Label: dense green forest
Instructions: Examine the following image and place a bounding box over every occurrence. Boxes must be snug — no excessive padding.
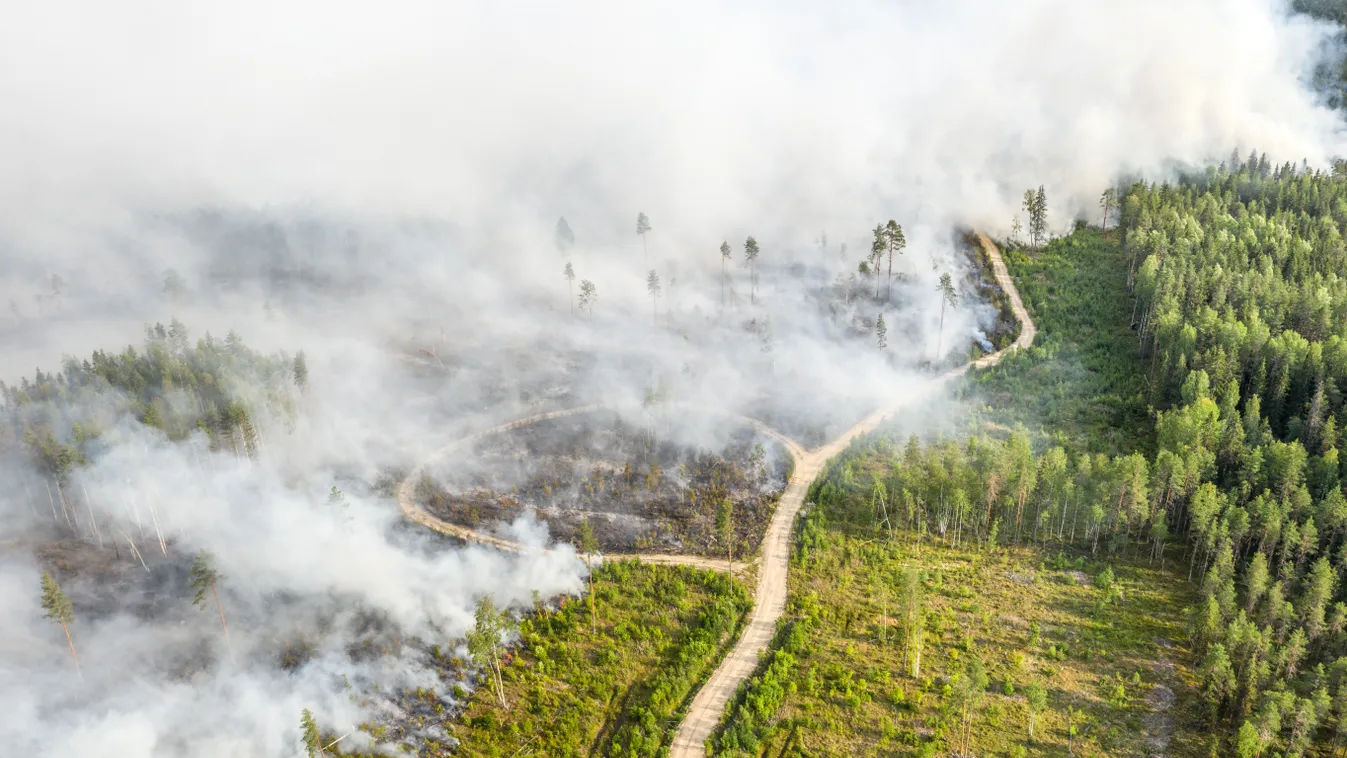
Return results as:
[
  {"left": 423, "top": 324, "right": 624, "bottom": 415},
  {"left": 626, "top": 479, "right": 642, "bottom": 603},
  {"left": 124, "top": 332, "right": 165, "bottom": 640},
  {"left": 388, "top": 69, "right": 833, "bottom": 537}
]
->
[
  {"left": 709, "top": 155, "right": 1347, "bottom": 756},
  {"left": 0, "top": 319, "right": 301, "bottom": 479}
]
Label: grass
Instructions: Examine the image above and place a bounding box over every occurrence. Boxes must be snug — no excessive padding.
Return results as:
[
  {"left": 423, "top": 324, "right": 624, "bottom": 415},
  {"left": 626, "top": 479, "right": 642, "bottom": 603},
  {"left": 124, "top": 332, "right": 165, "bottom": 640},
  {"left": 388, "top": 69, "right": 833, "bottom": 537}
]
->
[
  {"left": 965, "top": 228, "right": 1152, "bottom": 456},
  {"left": 448, "top": 560, "right": 750, "bottom": 758},
  {"left": 712, "top": 515, "right": 1202, "bottom": 757}
]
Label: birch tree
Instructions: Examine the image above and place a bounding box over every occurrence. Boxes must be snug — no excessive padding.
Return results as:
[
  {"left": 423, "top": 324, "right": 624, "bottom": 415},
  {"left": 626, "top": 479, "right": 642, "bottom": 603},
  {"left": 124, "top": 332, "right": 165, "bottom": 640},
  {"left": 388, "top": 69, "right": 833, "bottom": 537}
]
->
[{"left": 467, "top": 596, "right": 511, "bottom": 709}]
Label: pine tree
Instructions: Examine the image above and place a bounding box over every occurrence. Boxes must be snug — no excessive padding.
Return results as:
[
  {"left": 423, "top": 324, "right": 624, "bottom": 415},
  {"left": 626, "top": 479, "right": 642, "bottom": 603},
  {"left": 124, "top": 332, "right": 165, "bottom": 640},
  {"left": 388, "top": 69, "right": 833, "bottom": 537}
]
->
[
  {"left": 1035, "top": 185, "right": 1048, "bottom": 244},
  {"left": 636, "top": 212, "right": 652, "bottom": 266},
  {"left": 40, "top": 572, "right": 81, "bottom": 680},
  {"left": 870, "top": 224, "right": 886, "bottom": 298},
  {"left": 884, "top": 220, "right": 905, "bottom": 301},
  {"left": 1023, "top": 190, "right": 1038, "bottom": 248},
  {"left": 300, "top": 708, "right": 324, "bottom": 758},
  {"left": 876, "top": 313, "right": 888, "bottom": 349},
  {"left": 563, "top": 262, "right": 575, "bottom": 315},
  {"left": 935, "top": 272, "right": 957, "bottom": 362},
  {"left": 555, "top": 216, "right": 575, "bottom": 254},
  {"left": 1100, "top": 187, "right": 1117, "bottom": 231},
  {"left": 646, "top": 270, "right": 661, "bottom": 323},
  {"left": 743, "top": 237, "right": 760, "bottom": 305},
  {"left": 720, "top": 241, "right": 731, "bottom": 307},
  {"left": 190, "top": 550, "right": 234, "bottom": 660}
]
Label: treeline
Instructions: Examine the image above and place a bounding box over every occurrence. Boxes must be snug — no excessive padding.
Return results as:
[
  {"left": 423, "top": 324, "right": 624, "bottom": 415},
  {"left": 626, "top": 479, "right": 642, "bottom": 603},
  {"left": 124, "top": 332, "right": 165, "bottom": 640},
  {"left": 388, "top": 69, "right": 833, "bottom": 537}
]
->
[
  {"left": 1, "top": 318, "right": 305, "bottom": 479},
  {"left": 1109, "top": 155, "right": 1347, "bottom": 753}
]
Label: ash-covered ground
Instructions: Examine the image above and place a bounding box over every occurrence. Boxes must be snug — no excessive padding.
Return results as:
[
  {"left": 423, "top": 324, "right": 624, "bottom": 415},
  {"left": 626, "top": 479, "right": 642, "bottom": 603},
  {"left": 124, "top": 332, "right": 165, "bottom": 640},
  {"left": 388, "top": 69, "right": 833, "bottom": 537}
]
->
[{"left": 419, "top": 410, "right": 790, "bottom": 556}]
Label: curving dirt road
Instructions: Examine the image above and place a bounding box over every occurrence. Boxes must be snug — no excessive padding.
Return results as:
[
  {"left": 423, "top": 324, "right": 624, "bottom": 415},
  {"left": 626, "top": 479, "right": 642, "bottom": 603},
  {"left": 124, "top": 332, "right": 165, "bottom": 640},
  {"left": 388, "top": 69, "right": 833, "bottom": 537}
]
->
[
  {"left": 396, "top": 234, "right": 1033, "bottom": 756},
  {"left": 394, "top": 403, "right": 790, "bottom": 571},
  {"left": 665, "top": 233, "right": 1034, "bottom": 757}
]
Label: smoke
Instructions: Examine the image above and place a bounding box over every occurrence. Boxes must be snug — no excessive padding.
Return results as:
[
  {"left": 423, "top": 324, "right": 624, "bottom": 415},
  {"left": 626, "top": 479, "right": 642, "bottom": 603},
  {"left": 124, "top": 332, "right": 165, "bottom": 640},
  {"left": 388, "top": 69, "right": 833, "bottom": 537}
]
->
[{"left": 1, "top": 0, "right": 1345, "bottom": 755}]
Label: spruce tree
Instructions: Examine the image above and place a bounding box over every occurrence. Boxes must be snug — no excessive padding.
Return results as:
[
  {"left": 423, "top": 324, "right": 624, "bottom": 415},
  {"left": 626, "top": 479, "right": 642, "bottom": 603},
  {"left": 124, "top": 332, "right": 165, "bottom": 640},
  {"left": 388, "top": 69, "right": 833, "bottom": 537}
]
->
[
  {"left": 636, "top": 212, "right": 652, "bottom": 266},
  {"left": 743, "top": 237, "right": 760, "bottom": 305},
  {"left": 876, "top": 313, "right": 888, "bottom": 349},
  {"left": 646, "top": 270, "right": 661, "bottom": 323},
  {"left": 555, "top": 216, "right": 575, "bottom": 253}
]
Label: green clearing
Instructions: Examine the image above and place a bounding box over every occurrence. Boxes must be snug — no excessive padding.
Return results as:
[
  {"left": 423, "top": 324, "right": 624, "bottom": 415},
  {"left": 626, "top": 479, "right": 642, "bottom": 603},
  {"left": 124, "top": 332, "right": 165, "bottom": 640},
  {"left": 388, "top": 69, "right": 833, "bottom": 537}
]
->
[
  {"left": 442, "top": 560, "right": 750, "bottom": 758},
  {"left": 966, "top": 229, "right": 1152, "bottom": 457},
  {"left": 709, "top": 472, "right": 1200, "bottom": 757}
]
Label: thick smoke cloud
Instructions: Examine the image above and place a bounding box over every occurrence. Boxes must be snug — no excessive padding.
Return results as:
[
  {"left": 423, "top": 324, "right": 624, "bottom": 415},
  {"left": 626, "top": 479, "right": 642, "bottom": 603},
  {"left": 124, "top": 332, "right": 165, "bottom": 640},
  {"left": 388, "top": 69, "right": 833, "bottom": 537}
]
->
[{"left": 1, "top": 1, "right": 1345, "bottom": 756}]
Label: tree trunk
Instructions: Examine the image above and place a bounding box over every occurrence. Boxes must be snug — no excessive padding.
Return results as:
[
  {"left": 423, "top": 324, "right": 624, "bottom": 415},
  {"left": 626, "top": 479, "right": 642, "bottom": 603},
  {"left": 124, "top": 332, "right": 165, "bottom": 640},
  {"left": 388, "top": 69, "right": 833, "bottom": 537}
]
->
[
  {"left": 936, "top": 301, "right": 946, "bottom": 364},
  {"left": 62, "top": 622, "right": 83, "bottom": 682},
  {"left": 212, "top": 583, "right": 235, "bottom": 661}
]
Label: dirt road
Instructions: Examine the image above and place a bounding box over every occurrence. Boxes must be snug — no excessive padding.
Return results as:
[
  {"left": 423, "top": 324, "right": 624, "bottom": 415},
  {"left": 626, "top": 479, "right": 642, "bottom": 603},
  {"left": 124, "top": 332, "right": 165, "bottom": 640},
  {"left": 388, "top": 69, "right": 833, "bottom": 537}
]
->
[
  {"left": 666, "top": 233, "right": 1034, "bottom": 757},
  {"left": 395, "top": 234, "right": 1033, "bottom": 756}
]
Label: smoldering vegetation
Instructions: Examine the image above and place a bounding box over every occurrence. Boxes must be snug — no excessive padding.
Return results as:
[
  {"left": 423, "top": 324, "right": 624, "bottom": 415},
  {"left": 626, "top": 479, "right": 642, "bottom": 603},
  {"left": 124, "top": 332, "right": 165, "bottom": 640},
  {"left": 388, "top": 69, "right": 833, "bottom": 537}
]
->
[
  {"left": 419, "top": 409, "right": 791, "bottom": 555},
  {"left": 1, "top": 1, "right": 1346, "bottom": 756}
]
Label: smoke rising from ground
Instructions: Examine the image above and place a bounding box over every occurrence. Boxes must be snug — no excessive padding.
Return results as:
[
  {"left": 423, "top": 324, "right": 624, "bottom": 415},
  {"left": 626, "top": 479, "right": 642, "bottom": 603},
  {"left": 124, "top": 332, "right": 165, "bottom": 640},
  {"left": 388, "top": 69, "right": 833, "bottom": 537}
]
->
[{"left": 1, "top": 0, "right": 1345, "bottom": 756}]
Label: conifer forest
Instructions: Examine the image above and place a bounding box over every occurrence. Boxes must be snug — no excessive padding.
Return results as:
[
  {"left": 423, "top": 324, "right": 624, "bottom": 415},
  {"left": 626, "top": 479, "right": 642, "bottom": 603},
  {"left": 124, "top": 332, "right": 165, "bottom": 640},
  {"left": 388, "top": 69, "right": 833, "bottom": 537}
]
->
[{"left": 11, "top": 2, "right": 1347, "bottom": 758}]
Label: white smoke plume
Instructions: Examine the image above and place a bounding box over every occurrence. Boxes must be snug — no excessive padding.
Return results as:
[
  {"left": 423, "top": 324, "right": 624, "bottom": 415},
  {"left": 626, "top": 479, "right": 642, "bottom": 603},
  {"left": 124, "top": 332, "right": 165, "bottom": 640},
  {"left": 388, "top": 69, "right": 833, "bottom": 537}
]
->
[{"left": 1, "top": 0, "right": 1345, "bottom": 756}]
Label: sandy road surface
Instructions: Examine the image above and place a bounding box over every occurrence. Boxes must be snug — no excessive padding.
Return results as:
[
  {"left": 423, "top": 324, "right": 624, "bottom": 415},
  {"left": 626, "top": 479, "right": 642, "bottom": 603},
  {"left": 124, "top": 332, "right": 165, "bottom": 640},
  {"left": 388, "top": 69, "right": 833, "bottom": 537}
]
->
[
  {"left": 666, "top": 233, "right": 1034, "bottom": 757},
  {"left": 395, "top": 234, "right": 1033, "bottom": 755}
]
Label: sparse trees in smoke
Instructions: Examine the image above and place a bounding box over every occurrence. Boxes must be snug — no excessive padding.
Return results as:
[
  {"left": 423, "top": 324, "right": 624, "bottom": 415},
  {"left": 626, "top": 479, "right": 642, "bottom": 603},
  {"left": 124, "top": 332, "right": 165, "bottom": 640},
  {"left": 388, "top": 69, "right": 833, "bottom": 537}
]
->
[
  {"left": 467, "top": 596, "right": 512, "bottom": 709},
  {"left": 935, "top": 272, "right": 957, "bottom": 362},
  {"left": 876, "top": 313, "right": 887, "bottom": 349},
  {"left": 576, "top": 518, "right": 599, "bottom": 634},
  {"left": 163, "top": 268, "right": 186, "bottom": 300},
  {"left": 884, "top": 220, "right": 905, "bottom": 301},
  {"left": 716, "top": 498, "right": 734, "bottom": 586},
  {"left": 300, "top": 708, "right": 325, "bottom": 758},
  {"left": 292, "top": 351, "right": 308, "bottom": 393},
  {"left": 1023, "top": 186, "right": 1048, "bottom": 248},
  {"left": 1010, "top": 217, "right": 1023, "bottom": 248},
  {"left": 636, "top": 212, "right": 652, "bottom": 267},
  {"left": 646, "top": 269, "right": 661, "bottom": 323},
  {"left": 555, "top": 216, "right": 575, "bottom": 254},
  {"left": 720, "top": 241, "right": 731, "bottom": 308},
  {"left": 189, "top": 549, "right": 234, "bottom": 661},
  {"left": 563, "top": 262, "right": 575, "bottom": 315},
  {"left": 577, "top": 279, "right": 597, "bottom": 317},
  {"left": 1099, "top": 187, "right": 1117, "bottom": 231},
  {"left": 40, "top": 572, "right": 81, "bottom": 680},
  {"left": 743, "top": 236, "right": 760, "bottom": 305}
]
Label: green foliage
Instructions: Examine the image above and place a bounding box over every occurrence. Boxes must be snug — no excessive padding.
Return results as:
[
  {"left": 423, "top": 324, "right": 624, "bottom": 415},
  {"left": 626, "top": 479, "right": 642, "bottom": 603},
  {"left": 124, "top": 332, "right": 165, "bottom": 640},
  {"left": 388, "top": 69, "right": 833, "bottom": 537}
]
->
[
  {"left": 454, "top": 562, "right": 751, "bottom": 758},
  {"left": 188, "top": 550, "right": 221, "bottom": 609},
  {"left": 1, "top": 321, "right": 295, "bottom": 477},
  {"left": 40, "top": 572, "right": 74, "bottom": 626},
  {"left": 971, "top": 228, "right": 1152, "bottom": 455}
]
